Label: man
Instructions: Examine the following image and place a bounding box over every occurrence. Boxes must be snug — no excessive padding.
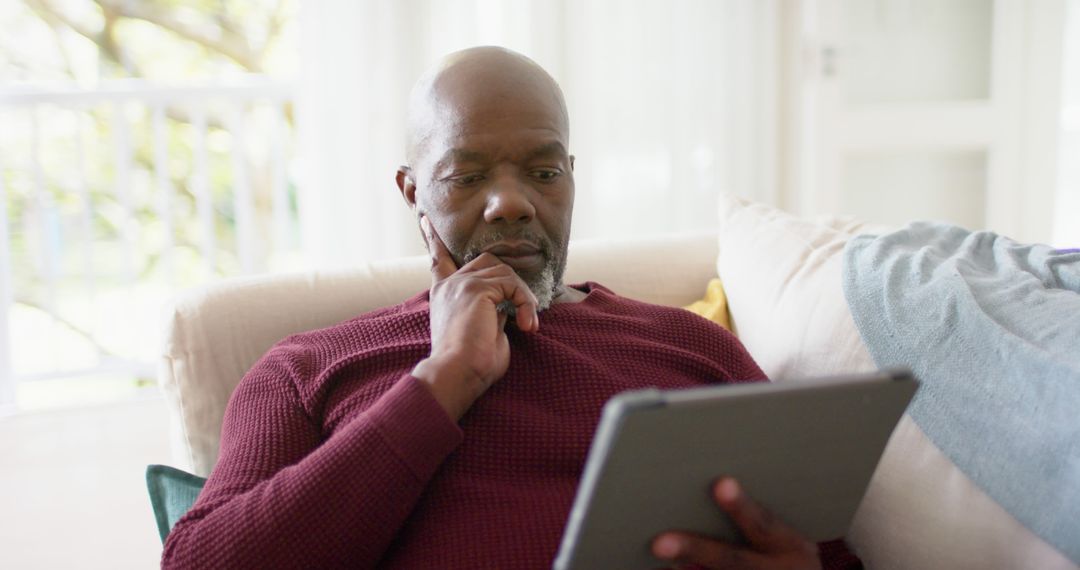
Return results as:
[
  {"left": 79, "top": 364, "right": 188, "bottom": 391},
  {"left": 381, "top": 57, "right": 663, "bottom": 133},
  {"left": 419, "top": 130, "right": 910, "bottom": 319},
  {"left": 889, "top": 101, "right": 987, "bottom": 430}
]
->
[{"left": 162, "top": 47, "right": 859, "bottom": 569}]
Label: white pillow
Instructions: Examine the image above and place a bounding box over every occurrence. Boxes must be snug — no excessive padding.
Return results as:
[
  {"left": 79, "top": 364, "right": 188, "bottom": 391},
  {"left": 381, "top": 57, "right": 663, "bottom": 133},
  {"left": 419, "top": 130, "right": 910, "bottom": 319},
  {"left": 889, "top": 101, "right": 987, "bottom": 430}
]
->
[{"left": 715, "top": 194, "right": 1077, "bottom": 570}]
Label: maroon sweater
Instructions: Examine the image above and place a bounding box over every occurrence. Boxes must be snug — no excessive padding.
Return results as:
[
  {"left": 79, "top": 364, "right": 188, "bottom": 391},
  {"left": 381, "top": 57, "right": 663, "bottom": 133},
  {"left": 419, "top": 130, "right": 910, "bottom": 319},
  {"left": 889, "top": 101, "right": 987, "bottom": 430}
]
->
[{"left": 162, "top": 283, "right": 860, "bottom": 569}]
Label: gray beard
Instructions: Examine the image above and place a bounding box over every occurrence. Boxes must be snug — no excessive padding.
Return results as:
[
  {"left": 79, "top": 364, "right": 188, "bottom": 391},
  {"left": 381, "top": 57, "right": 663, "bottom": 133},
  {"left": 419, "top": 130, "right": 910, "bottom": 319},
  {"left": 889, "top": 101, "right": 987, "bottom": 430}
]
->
[{"left": 459, "top": 229, "right": 563, "bottom": 320}]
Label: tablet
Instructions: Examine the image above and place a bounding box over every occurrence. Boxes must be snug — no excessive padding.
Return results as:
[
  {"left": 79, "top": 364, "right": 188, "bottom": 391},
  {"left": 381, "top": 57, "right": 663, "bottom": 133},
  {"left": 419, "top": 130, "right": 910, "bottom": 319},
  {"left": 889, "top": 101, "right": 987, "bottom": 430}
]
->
[{"left": 553, "top": 369, "right": 918, "bottom": 570}]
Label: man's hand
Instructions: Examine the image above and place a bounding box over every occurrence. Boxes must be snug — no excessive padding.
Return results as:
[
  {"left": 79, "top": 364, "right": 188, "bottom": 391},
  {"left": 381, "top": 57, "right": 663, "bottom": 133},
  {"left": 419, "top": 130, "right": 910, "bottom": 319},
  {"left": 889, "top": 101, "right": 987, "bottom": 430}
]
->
[
  {"left": 651, "top": 478, "right": 821, "bottom": 570},
  {"left": 411, "top": 216, "right": 540, "bottom": 420}
]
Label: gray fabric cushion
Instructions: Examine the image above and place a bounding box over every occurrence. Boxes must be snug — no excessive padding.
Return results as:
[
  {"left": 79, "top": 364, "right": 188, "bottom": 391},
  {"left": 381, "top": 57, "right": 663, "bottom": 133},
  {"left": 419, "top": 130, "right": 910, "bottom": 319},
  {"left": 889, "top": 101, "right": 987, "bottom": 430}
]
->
[{"left": 843, "top": 222, "right": 1080, "bottom": 563}]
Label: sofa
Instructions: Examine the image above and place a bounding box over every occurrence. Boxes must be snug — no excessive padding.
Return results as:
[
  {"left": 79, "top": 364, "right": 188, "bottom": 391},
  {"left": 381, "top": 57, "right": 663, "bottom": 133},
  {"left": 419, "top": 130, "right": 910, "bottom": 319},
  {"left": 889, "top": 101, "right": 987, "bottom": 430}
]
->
[{"left": 157, "top": 195, "right": 1078, "bottom": 569}]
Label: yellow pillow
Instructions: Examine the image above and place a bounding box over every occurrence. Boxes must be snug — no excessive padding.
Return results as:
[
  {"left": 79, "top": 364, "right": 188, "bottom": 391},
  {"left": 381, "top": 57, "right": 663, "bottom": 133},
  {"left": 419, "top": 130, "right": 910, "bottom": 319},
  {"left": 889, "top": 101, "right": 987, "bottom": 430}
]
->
[{"left": 682, "top": 278, "right": 732, "bottom": 332}]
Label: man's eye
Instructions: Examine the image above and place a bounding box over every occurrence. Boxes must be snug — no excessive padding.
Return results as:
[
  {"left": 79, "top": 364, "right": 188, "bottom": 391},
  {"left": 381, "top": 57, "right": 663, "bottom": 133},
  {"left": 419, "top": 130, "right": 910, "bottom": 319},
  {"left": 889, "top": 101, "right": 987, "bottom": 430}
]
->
[
  {"left": 532, "top": 169, "right": 560, "bottom": 182},
  {"left": 453, "top": 174, "right": 483, "bottom": 186}
]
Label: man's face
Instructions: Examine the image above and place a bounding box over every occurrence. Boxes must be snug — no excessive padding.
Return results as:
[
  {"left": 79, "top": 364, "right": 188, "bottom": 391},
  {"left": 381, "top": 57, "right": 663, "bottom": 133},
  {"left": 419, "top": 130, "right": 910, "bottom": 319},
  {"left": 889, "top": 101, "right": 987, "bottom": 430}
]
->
[{"left": 400, "top": 87, "right": 575, "bottom": 309}]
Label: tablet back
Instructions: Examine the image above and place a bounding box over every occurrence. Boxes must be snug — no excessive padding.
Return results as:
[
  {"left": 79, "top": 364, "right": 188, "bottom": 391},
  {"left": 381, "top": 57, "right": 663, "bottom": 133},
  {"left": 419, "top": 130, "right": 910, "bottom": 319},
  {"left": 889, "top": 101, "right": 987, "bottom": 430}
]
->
[{"left": 553, "top": 370, "right": 917, "bottom": 570}]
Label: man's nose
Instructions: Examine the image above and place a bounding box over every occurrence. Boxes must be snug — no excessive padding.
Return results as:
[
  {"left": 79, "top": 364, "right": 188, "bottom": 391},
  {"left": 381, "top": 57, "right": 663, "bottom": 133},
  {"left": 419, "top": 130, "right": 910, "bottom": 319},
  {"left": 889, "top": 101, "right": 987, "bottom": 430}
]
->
[{"left": 483, "top": 179, "right": 535, "bottom": 225}]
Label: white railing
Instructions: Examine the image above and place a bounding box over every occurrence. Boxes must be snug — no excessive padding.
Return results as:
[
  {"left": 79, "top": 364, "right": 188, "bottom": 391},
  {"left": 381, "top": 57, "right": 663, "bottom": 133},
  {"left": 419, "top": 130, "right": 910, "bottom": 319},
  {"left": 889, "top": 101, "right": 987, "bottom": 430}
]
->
[{"left": 0, "top": 78, "right": 298, "bottom": 411}]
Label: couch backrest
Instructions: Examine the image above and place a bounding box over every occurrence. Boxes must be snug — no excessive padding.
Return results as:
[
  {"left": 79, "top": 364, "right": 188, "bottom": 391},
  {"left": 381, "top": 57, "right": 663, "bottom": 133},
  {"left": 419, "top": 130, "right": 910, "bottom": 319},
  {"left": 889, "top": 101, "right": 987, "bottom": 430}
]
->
[{"left": 159, "top": 231, "right": 719, "bottom": 475}]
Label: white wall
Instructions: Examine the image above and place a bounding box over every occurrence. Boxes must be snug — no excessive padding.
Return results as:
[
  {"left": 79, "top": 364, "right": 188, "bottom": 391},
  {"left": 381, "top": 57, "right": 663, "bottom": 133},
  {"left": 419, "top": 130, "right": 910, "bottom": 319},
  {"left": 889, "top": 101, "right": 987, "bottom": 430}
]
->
[
  {"left": 788, "top": 0, "right": 1069, "bottom": 245},
  {"left": 297, "top": 0, "right": 777, "bottom": 268},
  {"left": 298, "top": 0, "right": 1075, "bottom": 270},
  {"left": 1056, "top": 0, "right": 1080, "bottom": 247}
]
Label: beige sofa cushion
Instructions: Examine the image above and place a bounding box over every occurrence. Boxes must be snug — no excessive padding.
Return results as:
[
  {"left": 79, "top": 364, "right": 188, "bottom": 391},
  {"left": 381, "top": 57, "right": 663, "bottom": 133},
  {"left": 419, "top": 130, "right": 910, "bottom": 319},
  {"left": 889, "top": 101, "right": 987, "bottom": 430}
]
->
[
  {"left": 715, "top": 193, "right": 1077, "bottom": 570},
  {"left": 158, "top": 231, "right": 719, "bottom": 476}
]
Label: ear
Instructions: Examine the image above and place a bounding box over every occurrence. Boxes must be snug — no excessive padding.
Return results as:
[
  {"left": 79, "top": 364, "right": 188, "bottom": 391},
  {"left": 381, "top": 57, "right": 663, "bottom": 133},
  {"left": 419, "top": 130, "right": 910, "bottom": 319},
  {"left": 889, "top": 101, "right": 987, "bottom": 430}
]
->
[
  {"left": 396, "top": 166, "right": 418, "bottom": 209},
  {"left": 569, "top": 155, "right": 576, "bottom": 171}
]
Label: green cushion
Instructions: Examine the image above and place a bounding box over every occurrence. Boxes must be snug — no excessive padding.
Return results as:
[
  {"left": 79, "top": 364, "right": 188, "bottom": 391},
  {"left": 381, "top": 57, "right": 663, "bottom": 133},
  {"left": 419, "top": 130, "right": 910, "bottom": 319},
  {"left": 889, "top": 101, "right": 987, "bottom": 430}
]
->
[{"left": 146, "top": 464, "right": 207, "bottom": 543}]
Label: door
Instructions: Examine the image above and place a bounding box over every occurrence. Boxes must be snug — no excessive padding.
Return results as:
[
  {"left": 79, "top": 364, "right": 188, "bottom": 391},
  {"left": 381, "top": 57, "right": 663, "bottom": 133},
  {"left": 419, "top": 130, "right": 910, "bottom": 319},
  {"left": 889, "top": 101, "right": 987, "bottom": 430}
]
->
[{"left": 785, "top": 0, "right": 1065, "bottom": 244}]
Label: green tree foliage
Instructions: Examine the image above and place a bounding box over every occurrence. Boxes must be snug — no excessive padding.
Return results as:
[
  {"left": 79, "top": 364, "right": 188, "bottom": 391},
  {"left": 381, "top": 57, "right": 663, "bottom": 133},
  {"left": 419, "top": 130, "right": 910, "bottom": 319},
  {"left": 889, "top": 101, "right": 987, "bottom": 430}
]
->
[
  {"left": 8, "top": 0, "right": 296, "bottom": 81},
  {"left": 1, "top": 0, "right": 297, "bottom": 379}
]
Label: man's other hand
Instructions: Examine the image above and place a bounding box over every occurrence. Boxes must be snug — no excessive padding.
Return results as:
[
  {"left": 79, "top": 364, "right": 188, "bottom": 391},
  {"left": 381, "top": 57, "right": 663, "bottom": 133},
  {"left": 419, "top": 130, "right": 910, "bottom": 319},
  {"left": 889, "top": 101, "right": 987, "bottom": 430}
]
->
[
  {"left": 651, "top": 478, "right": 821, "bottom": 570},
  {"left": 411, "top": 215, "right": 539, "bottom": 421}
]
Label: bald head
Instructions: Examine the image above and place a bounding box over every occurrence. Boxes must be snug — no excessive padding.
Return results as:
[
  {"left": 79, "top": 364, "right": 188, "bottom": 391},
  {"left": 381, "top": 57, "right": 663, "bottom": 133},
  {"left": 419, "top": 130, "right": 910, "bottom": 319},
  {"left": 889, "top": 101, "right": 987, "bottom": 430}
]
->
[
  {"left": 404, "top": 46, "right": 569, "bottom": 169},
  {"left": 396, "top": 47, "right": 576, "bottom": 312}
]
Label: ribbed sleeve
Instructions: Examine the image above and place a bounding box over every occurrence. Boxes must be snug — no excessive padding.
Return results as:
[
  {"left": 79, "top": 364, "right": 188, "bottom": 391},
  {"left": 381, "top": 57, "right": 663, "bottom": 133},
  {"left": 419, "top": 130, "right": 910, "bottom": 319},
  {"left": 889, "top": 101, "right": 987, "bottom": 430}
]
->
[{"left": 162, "top": 360, "right": 462, "bottom": 569}]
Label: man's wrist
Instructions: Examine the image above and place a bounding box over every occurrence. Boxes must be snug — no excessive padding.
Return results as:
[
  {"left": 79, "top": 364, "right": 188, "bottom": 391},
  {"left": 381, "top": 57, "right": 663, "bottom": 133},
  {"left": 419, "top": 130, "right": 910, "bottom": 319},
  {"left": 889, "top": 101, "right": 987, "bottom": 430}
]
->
[{"left": 411, "top": 355, "right": 484, "bottom": 421}]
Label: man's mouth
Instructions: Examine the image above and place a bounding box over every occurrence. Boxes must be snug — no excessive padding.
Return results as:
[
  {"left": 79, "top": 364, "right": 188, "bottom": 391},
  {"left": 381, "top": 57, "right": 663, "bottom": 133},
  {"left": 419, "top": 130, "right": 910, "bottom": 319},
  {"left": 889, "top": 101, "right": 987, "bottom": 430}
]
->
[{"left": 483, "top": 241, "right": 544, "bottom": 271}]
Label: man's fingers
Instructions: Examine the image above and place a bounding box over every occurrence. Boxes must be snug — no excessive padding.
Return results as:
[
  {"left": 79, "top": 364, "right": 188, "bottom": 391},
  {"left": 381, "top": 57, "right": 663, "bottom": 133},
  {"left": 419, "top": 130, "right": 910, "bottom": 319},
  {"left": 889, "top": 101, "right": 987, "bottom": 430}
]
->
[
  {"left": 421, "top": 216, "right": 458, "bottom": 282},
  {"left": 448, "top": 256, "right": 539, "bottom": 331},
  {"left": 714, "top": 478, "right": 812, "bottom": 553},
  {"left": 419, "top": 224, "right": 540, "bottom": 332},
  {"left": 651, "top": 532, "right": 764, "bottom": 569},
  {"left": 471, "top": 265, "right": 539, "bottom": 332},
  {"left": 650, "top": 479, "right": 820, "bottom": 569},
  {"left": 505, "top": 282, "right": 539, "bottom": 332}
]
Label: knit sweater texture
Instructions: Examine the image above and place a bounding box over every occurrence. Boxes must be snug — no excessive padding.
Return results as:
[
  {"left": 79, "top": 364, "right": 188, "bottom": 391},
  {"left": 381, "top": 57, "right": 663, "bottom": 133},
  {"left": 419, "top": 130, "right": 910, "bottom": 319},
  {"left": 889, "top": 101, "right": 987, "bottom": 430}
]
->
[{"left": 162, "top": 282, "right": 861, "bottom": 569}]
